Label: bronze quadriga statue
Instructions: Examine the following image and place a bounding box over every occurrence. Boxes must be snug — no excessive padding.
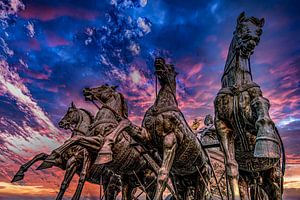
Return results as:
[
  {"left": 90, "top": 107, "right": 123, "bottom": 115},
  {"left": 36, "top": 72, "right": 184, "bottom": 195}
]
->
[
  {"left": 81, "top": 85, "right": 157, "bottom": 200},
  {"left": 12, "top": 102, "right": 121, "bottom": 200},
  {"left": 11, "top": 12, "right": 286, "bottom": 200},
  {"left": 113, "top": 58, "right": 213, "bottom": 200},
  {"left": 214, "top": 12, "right": 285, "bottom": 199},
  {"left": 42, "top": 85, "right": 158, "bottom": 200}
]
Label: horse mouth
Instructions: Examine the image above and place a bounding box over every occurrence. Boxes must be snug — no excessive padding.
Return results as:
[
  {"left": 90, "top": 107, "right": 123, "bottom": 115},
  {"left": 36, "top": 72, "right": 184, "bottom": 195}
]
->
[
  {"left": 240, "top": 39, "right": 257, "bottom": 57},
  {"left": 83, "top": 89, "right": 94, "bottom": 101},
  {"left": 84, "top": 95, "right": 93, "bottom": 101},
  {"left": 247, "top": 39, "right": 257, "bottom": 49},
  {"left": 58, "top": 122, "right": 70, "bottom": 129}
]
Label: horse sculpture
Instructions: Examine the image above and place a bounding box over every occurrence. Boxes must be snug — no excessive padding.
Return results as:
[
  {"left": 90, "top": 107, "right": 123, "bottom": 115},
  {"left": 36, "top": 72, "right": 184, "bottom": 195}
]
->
[
  {"left": 214, "top": 12, "right": 284, "bottom": 199},
  {"left": 12, "top": 103, "right": 121, "bottom": 200},
  {"left": 113, "top": 58, "right": 212, "bottom": 200},
  {"left": 50, "top": 84, "right": 157, "bottom": 200}
]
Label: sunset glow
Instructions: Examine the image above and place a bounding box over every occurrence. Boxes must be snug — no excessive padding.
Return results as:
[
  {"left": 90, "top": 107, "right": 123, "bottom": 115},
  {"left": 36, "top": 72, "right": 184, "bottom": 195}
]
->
[{"left": 0, "top": 0, "right": 299, "bottom": 199}]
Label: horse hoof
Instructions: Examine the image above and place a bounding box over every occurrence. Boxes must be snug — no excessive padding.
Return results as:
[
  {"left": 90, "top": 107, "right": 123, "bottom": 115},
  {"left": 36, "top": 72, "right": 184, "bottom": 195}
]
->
[
  {"left": 36, "top": 161, "right": 55, "bottom": 170},
  {"left": 11, "top": 173, "right": 24, "bottom": 182}
]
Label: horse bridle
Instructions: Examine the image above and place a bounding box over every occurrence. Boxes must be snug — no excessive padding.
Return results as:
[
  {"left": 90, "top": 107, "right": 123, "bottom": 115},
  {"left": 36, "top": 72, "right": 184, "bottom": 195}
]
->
[
  {"left": 61, "top": 109, "right": 87, "bottom": 136},
  {"left": 90, "top": 93, "right": 125, "bottom": 122}
]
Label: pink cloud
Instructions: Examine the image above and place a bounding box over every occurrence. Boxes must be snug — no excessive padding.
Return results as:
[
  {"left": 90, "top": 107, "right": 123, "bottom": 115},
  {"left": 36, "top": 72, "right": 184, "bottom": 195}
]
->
[
  {"left": 45, "top": 32, "right": 71, "bottom": 47},
  {"left": 13, "top": 38, "right": 41, "bottom": 51},
  {"left": 20, "top": 5, "right": 101, "bottom": 21}
]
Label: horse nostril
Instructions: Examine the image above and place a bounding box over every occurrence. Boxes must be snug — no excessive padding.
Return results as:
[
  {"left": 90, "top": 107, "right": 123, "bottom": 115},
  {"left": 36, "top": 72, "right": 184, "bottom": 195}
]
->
[{"left": 83, "top": 88, "right": 90, "bottom": 92}]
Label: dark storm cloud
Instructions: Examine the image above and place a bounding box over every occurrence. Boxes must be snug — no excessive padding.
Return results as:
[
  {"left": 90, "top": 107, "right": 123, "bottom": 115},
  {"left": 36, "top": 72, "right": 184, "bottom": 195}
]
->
[{"left": 0, "top": 0, "right": 300, "bottom": 198}]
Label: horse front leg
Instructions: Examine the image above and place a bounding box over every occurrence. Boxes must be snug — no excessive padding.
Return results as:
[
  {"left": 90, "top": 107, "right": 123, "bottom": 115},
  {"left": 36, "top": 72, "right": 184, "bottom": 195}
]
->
[
  {"left": 154, "top": 133, "right": 177, "bottom": 200},
  {"left": 40, "top": 136, "right": 104, "bottom": 169},
  {"left": 11, "top": 153, "right": 49, "bottom": 182},
  {"left": 56, "top": 156, "right": 78, "bottom": 200},
  {"left": 38, "top": 140, "right": 77, "bottom": 169},
  {"left": 215, "top": 118, "right": 240, "bottom": 200},
  {"left": 72, "top": 149, "right": 92, "bottom": 200}
]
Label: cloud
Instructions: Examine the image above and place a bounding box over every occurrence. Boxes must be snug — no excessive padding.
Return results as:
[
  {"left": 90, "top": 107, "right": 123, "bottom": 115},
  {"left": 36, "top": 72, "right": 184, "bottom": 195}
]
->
[
  {"left": 0, "top": 0, "right": 25, "bottom": 28},
  {"left": 284, "top": 164, "right": 300, "bottom": 189},
  {"left": 0, "top": 60, "right": 59, "bottom": 133},
  {"left": 45, "top": 31, "right": 70, "bottom": 47},
  {"left": 75, "top": 0, "right": 152, "bottom": 73},
  {"left": 19, "top": 5, "right": 100, "bottom": 21},
  {"left": 0, "top": 181, "right": 57, "bottom": 196},
  {"left": 0, "top": 0, "right": 300, "bottom": 198},
  {"left": 25, "top": 21, "right": 35, "bottom": 38}
]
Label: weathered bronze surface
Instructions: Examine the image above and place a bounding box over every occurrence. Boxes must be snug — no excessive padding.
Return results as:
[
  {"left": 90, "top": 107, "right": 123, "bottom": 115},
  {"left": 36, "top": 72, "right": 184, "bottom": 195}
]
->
[
  {"left": 214, "top": 12, "right": 284, "bottom": 200},
  {"left": 12, "top": 102, "right": 121, "bottom": 200},
  {"left": 82, "top": 85, "right": 157, "bottom": 200},
  {"left": 11, "top": 12, "right": 284, "bottom": 200},
  {"left": 111, "top": 58, "right": 213, "bottom": 200}
]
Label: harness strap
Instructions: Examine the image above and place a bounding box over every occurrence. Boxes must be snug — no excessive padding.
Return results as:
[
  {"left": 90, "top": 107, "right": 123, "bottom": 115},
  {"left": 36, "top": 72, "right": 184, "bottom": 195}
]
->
[
  {"left": 217, "top": 82, "right": 260, "bottom": 96},
  {"left": 151, "top": 105, "right": 180, "bottom": 116}
]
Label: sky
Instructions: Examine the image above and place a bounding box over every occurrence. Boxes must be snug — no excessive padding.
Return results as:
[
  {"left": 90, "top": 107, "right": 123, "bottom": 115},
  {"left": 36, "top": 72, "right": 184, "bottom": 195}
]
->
[{"left": 0, "top": 0, "right": 299, "bottom": 199}]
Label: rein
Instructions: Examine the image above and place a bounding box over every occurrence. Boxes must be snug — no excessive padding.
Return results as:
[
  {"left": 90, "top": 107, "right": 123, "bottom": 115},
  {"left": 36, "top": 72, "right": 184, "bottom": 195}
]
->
[{"left": 221, "top": 48, "right": 238, "bottom": 82}]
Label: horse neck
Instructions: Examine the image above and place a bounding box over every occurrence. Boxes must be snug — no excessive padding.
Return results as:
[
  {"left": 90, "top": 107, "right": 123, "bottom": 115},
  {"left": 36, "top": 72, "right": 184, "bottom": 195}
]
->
[
  {"left": 155, "top": 80, "right": 177, "bottom": 107},
  {"left": 95, "top": 94, "right": 123, "bottom": 121},
  {"left": 95, "top": 108, "right": 117, "bottom": 122},
  {"left": 221, "top": 36, "right": 253, "bottom": 88},
  {"left": 73, "top": 110, "right": 91, "bottom": 136}
]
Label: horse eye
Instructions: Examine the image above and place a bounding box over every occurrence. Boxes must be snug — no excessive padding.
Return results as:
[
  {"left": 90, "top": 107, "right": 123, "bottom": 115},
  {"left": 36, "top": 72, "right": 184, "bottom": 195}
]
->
[{"left": 256, "top": 29, "right": 262, "bottom": 36}]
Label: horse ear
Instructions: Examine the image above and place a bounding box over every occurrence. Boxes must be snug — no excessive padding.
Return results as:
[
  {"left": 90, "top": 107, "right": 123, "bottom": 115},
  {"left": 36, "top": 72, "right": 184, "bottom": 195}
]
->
[
  {"left": 111, "top": 85, "right": 118, "bottom": 90},
  {"left": 259, "top": 18, "right": 265, "bottom": 27},
  {"left": 237, "top": 11, "right": 246, "bottom": 23},
  {"left": 71, "top": 102, "right": 76, "bottom": 108}
]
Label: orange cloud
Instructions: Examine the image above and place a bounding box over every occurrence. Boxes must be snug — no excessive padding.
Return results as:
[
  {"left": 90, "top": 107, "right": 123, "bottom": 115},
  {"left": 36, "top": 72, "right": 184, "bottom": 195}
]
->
[{"left": 0, "top": 182, "right": 57, "bottom": 196}]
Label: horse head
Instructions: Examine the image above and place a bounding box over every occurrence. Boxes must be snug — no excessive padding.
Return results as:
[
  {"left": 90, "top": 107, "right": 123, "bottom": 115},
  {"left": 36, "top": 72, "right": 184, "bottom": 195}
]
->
[
  {"left": 83, "top": 84, "right": 128, "bottom": 119},
  {"left": 58, "top": 102, "right": 81, "bottom": 129},
  {"left": 83, "top": 84, "right": 118, "bottom": 103},
  {"left": 235, "top": 12, "right": 264, "bottom": 58},
  {"left": 58, "top": 102, "right": 93, "bottom": 136},
  {"left": 154, "top": 57, "right": 178, "bottom": 87}
]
